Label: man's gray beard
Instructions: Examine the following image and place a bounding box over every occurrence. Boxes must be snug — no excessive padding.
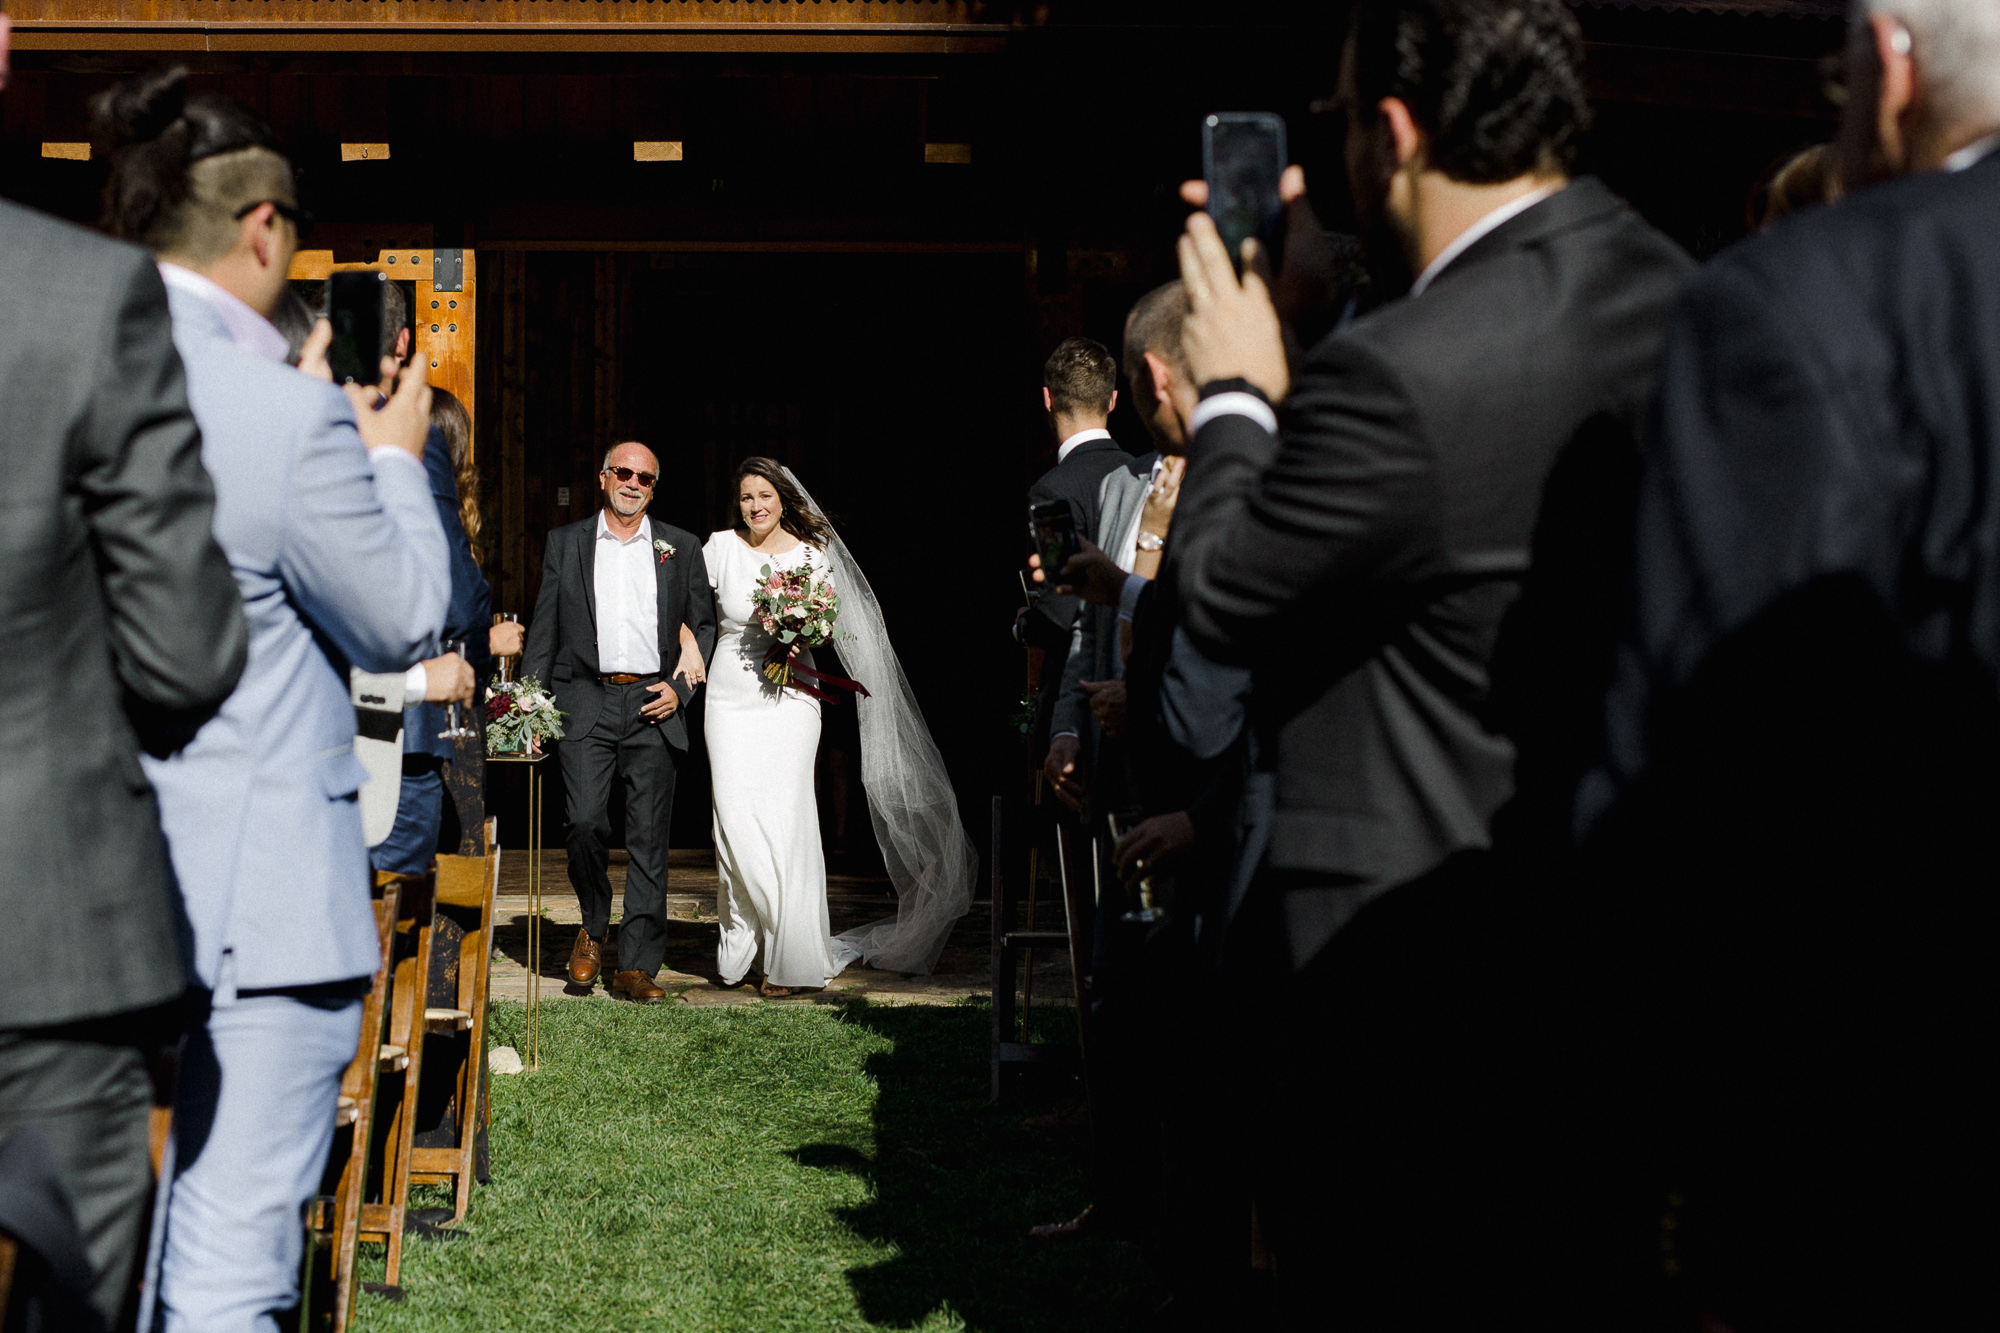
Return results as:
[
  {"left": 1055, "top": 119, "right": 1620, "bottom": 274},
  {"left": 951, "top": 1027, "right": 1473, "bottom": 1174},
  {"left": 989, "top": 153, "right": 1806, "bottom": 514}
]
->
[{"left": 611, "top": 495, "right": 648, "bottom": 517}]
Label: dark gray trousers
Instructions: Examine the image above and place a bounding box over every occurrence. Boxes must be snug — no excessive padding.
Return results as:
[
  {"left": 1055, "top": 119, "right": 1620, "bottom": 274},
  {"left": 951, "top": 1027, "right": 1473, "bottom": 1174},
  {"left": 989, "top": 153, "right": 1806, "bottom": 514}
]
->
[
  {"left": 0, "top": 1017, "right": 157, "bottom": 1329},
  {"left": 558, "top": 676, "right": 680, "bottom": 976}
]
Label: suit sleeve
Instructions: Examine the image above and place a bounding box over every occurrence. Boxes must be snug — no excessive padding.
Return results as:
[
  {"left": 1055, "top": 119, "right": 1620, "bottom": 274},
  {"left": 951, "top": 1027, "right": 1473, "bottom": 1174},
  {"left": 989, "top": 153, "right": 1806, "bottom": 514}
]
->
[
  {"left": 276, "top": 392, "right": 450, "bottom": 674},
  {"left": 77, "top": 254, "right": 247, "bottom": 715},
  {"left": 426, "top": 428, "right": 493, "bottom": 681},
  {"left": 1050, "top": 613, "right": 1093, "bottom": 740},
  {"left": 1583, "top": 260, "right": 1864, "bottom": 830},
  {"left": 1174, "top": 343, "right": 1432, "bottom": 664},
  {"left": 519, "top": 534, "right": 564, "bottom": 687}
]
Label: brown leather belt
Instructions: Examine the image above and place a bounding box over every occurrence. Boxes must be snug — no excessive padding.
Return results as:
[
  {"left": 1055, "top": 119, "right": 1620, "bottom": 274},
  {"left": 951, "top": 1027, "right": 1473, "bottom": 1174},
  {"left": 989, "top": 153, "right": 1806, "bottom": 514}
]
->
[{"left": 599, "top": 673, "right": 646, "bottom": 685}]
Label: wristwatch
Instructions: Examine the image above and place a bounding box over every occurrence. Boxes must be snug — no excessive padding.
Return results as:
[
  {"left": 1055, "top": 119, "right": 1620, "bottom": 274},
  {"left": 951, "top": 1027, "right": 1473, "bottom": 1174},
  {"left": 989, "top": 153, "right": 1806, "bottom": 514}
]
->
[{"left": 1135, "top": 531, "right": 1165, "bottom": 553}]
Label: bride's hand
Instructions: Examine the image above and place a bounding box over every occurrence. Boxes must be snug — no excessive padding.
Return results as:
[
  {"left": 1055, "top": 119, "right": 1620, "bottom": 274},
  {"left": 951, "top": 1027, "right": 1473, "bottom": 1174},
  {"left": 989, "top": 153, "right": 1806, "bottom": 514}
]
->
[{"left": 674, "top": 642, "right": 707, "bottom": 687}]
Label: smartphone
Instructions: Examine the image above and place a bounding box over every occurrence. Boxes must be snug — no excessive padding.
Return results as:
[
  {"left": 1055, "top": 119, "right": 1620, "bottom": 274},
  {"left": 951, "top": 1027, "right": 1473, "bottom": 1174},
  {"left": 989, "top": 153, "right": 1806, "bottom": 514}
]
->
[
  {"left": 1029, "top": 500, "right": 1082, "bottom": 585},
  {"left": 1202, "top": 112, "right": 1289, "bottom": 270},
  {"left": 326, "top": 270, "right": 388, "bottom": 386}
]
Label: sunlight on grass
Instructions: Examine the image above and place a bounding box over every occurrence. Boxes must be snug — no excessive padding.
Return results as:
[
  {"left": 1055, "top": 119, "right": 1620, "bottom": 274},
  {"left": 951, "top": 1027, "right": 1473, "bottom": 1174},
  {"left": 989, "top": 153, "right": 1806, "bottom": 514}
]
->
[{"left": 353, "top": 998, "right": 1144, "bottom": 1332}]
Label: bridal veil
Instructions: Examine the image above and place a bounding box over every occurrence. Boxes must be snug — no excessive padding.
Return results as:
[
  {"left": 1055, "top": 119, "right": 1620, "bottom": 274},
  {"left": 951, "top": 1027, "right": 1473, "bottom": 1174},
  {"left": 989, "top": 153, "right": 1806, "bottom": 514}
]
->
[{"left": 784, "top": 468, "right": 977, "bottom": 974}]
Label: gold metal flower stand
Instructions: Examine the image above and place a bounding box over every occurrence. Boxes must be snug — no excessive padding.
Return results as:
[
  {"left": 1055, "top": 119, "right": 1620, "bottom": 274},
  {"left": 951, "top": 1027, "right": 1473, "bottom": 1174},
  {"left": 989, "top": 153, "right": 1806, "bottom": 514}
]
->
[{"left": 487, "top": 751, "right": 546, "bottom": 1070}]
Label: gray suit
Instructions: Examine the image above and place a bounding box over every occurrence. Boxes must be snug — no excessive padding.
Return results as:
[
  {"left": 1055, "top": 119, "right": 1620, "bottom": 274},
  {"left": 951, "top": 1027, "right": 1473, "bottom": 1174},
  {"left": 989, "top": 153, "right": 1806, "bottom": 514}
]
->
[
  {"left": 0, "top": 200, "right": 246, "bottom": 1329},
  {"left": 144, "top": 272, "right": 448, "bottom": 1332},
  {"left": 1052, "top": 456, "right": 1158, "bottom": 750}
]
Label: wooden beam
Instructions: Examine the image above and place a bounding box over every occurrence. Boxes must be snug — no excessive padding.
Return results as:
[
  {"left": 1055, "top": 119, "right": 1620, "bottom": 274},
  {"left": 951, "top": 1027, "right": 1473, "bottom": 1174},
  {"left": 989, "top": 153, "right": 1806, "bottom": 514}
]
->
[{"left": 9, "top": 20, "right": 1011, "bottom": 55}]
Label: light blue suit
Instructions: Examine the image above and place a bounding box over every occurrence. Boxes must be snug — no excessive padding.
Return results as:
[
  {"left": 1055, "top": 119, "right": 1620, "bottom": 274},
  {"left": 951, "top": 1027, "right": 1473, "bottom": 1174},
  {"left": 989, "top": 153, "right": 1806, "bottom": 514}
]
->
[
  {"left": 141, "top": 288, "right": 448, "bottom": 991},
  {"left": 144, "top": 279, "right": 448, "bottom": 1333}
]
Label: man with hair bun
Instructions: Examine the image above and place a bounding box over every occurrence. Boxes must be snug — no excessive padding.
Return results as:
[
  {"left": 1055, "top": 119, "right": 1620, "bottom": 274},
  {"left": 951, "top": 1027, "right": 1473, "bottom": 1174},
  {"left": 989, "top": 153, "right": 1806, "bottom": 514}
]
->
[
  {"left": 91, "top": 67, "right": 455, "bottom": 1331},
  {"left": 1167, "top": 0, "right": 1692, "bottom": 1316},
  {"left": 1588, "top": 0, "right": 2000, "bottom": 1320}
]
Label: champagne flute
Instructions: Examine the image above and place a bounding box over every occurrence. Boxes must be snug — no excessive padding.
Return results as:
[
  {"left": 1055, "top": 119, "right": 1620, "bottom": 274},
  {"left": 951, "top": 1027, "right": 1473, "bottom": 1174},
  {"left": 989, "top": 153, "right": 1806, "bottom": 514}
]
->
[
  {"left": 493, "top": 612, "right": 520, "bottom": 685},
  {"left": 439, "top": 638, "right": 478, "bottom": 740},
  {"left": 1107, "top": 813, "right": 1165, "bottom": 925}
]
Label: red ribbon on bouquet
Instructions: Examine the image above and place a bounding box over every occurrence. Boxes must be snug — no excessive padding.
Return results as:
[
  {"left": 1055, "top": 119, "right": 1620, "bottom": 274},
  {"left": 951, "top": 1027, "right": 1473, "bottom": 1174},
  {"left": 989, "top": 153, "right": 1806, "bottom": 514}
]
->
[{"left": 762, "top": 645, "right": 871, "bottom": 705}]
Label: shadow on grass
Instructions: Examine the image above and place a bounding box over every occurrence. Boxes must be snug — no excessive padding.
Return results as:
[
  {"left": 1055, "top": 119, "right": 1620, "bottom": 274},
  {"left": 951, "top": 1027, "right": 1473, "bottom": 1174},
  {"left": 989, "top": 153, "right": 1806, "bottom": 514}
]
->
[{"left": 790, "top": 999, "right": 1155, "bottom": 1333}]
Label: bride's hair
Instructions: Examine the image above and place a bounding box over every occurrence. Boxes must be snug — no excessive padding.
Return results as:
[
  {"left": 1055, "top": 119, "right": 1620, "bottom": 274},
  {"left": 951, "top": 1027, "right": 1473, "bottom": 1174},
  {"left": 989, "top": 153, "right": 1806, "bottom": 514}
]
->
[{"left": 730, "top": 456, "right": 833, "bottom": 548}]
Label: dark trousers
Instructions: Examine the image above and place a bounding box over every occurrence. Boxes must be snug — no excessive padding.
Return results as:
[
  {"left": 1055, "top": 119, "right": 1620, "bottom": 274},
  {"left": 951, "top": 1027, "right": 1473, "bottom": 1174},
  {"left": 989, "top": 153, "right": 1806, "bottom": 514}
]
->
[
  {"left": 558, "top": 676, "right": 680, "bottom": 976},
  {"left": 0, "top": 1014, "right": 160, "bottom": 1329}
]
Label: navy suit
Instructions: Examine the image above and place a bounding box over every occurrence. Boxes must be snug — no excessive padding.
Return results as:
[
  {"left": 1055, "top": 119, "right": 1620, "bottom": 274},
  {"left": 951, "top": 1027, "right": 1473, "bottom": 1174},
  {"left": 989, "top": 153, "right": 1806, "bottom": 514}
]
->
[{"left": 371, "top": 426, "right": 492, "bottom": 874}]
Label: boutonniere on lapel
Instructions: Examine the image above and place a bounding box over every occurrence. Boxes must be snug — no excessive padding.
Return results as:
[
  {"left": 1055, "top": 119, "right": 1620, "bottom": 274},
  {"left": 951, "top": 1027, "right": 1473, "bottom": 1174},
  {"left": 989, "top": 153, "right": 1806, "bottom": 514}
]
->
[{"left": 653, "top": 539, "right": 675, "bottom": 565}]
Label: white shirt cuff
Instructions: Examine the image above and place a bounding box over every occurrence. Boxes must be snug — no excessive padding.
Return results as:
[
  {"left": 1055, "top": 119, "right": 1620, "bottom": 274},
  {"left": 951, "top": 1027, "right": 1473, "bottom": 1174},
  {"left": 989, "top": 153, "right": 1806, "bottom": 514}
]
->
[
  {"left": 1189, "top": 391, "right": 1278, "bottom": 439},
  {"left": 1116, "top": 573, "right": 1148, "bottom": 622},
  {"left": 403, "top": 663, "right": 427, "bottom": 707},
  {"left": 1050, "top": 730, "right": 1080, "bottom": 742},
  {"left": 369, "top": 446, "right": 427, "bottom": 474}
]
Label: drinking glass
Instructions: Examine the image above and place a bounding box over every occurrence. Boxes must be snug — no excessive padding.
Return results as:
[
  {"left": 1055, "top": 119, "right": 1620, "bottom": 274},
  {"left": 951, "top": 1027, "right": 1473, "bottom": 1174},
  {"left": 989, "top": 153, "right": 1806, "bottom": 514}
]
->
[{"left": 439, "top": 638, "right": 478, "bottom": 740}]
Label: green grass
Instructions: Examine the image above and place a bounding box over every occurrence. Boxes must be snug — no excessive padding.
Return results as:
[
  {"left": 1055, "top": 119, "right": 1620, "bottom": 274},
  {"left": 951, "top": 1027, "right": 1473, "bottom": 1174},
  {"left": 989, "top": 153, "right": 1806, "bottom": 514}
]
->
[{"left": 353, "top": 998, "right": 1149, "bottom": 1332}]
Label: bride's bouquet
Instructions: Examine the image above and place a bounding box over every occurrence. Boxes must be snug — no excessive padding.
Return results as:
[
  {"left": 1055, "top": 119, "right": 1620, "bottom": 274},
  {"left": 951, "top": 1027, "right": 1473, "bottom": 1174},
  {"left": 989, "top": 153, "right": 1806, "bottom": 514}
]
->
[
  {"left": 752, "top": 559, "right": 870, "bottom": 703},
  {"left": 486, "top": 675, "right": 566, "bottom": 754}
]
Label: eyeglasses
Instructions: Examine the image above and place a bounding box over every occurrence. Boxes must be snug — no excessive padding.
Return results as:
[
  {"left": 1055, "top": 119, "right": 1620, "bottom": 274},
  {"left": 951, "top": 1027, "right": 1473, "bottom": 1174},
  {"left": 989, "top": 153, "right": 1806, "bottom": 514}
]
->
[
  {"left": 233, "top": 199, "right": 315, "bottom": 240},
  {"left": 604, "top": 466, "right": 657, "bottom": 489}
]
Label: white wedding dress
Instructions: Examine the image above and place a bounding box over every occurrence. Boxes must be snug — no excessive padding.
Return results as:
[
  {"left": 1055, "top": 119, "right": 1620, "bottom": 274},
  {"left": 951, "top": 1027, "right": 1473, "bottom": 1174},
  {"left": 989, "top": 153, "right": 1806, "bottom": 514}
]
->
[
  {"left": 703, "top": 530, "right": 847, "bottom": 989},
  {"left": 701, "top": 471, "right": 978, "bottom": 990}
]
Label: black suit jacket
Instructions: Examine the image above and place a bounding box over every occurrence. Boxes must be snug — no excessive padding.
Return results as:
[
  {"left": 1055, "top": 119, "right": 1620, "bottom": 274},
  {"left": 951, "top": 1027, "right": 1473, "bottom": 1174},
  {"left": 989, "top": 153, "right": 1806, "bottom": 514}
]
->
[
  {"left": 1591, "top": 150, "right": 2000, "bottom": 827},
  {"left": 1024, "top": 434, "right": 1135, "bottom": 652},
  {"left": 520, "top": 514, "right": 718, "bottom": 751},
  {"left": 1173, "top": 178, "right": 1692, "bottom": 906},
  {"left": 0, "top": 201, "right": 248, "bottom": 1028}
]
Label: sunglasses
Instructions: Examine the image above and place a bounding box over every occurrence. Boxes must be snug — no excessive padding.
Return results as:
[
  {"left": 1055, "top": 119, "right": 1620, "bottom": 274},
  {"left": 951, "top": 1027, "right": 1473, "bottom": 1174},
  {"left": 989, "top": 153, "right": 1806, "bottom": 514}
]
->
[
  {"left": 604, "top": 466, "right": 657, "bottom": 489},
  {"left": 233, "top": 199, "right": 315, "bottom": 240}
]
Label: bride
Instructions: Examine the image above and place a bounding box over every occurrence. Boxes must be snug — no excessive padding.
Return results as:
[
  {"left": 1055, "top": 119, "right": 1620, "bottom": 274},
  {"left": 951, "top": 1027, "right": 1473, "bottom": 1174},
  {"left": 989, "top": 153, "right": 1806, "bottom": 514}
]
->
[{"left": 702, "top": 457, "right": 975, "bottom": 995}]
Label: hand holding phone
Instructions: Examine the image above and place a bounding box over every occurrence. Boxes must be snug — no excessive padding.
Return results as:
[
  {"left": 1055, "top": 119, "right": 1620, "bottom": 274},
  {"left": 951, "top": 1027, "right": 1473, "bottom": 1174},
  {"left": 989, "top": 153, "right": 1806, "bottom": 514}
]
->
[
  {"left": 1029, "top": 501, "right": 1082, "bottom": 585},
  {"left": 325, "top": 271, "right": 388, "bottom": 387}
]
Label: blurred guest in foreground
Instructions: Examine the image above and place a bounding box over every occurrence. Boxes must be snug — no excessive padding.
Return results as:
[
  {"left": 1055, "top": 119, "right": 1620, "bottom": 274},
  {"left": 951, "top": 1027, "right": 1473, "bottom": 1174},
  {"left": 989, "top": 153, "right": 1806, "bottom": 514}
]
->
[
  {"left": 94, "top": 67, "right": 451, "bottom": 1331},
  {"left": 0, "top": 31, "right": 247, "bottom": 1328},
  {"left": 1583, "top": 0, "right": 2000, "bottom": 1322},
  {"left": 1167, "top": 0, "right": 1692, "bottom": 1318}
]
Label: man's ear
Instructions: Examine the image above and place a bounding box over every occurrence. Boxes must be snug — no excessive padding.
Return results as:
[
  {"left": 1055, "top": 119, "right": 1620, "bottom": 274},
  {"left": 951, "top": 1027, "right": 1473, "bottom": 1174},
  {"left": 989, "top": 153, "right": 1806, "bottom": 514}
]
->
[
  {"left": 1379, "top": 97, "right": 1426, "bottom": 173},
  {"left": 395, "top": 326, "right": 412, "bottom": 364},
  {"left": 1144, "top": 350, "right": 1174, "bottom": 404},
  {"left": 242, "top": 202, "right": 278, "bottom": 269},
  {"left": 1107, "top": 388, "right": 1118, "bottom": 416},
  {"left": 1870, "top": 11, "right": 1917, "bottom": 168},
  {"left": 1042, "top": 385, "right": 1054, "bottom": 413}
]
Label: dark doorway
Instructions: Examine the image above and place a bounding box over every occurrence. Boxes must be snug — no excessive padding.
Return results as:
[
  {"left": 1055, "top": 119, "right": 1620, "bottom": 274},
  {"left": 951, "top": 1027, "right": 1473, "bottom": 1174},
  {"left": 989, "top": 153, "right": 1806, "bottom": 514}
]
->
[{"left": 486, "top": 248, "right": 1036, "bottom": 860}]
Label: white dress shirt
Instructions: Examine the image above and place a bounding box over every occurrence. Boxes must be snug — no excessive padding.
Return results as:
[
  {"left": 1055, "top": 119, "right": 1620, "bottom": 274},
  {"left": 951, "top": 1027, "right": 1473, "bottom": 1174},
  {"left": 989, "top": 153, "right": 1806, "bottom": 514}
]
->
[
  {"left": 1057, "top": 427, "right": 1113, "bottom": 464},
  {"left": 1408, "top": 183, "right": 1564, "bottom": 297},
  {"left": 1944, "top": 131, "right": 2000, "bottom": 172},
  {"left": 595, "top": 512, "right": 662, "bottom": 674}
]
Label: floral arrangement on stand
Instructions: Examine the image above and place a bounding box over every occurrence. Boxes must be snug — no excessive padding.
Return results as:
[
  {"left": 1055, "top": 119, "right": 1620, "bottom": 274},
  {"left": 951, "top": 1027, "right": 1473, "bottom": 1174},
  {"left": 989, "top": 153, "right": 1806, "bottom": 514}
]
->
[
  {"left": 751, "top": 557, "right": 870, "bottom": 704},
  {"left": 486, "top": 675, "right": 566, "bottom": 754}
]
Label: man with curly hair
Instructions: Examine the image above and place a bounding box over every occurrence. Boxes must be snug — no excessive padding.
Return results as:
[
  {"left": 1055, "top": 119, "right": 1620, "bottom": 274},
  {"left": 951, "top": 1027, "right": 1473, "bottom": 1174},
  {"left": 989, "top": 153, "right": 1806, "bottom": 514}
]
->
[{"left": 1162, "top": 0, "right": 1695, "bottom": 1317}]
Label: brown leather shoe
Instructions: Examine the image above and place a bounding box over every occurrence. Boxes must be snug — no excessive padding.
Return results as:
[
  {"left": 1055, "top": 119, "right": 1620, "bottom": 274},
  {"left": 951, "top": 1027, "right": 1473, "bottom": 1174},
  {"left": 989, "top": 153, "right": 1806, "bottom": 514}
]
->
[
  {"left": 567, "top": 929, "right": 602, "bottom": 987},
  {"left": 610, "top": 969, "right": 665, "bottom": 1003}
]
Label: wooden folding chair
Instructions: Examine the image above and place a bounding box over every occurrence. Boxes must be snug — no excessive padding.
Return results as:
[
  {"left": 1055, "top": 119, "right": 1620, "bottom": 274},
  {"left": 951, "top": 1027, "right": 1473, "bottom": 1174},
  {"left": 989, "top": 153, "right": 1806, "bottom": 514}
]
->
[
  {"left": 300, "top": 876, "right": 401, "bottom": 1333},
  {"left": 356, "top": 868, "right": 436, "bottom": 1289},
  {"left": 407, "top": 819, "right": 500, "bottom": 1224}
]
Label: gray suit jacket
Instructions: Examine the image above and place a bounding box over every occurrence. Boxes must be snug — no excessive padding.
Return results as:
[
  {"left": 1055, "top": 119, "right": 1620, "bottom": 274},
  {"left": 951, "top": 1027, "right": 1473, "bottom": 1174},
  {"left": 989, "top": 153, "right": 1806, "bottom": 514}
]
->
[
  {"left": 0, "top": 202, "right": 248, "bottom": 1028},
  {"left": 140, "top": 280, "right": 449, "bottom": 993}
]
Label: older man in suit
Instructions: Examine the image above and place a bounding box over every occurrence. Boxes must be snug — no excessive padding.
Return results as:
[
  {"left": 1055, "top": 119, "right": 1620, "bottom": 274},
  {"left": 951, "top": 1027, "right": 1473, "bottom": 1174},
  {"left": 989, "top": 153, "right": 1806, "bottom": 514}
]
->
[
  {"left": 0, "top": 184, "right": 247, "bottom": 1329},
  {"left": 521, "top": 441, "right": 716, "bottom": 1003},
  {"left": 91, "top": 71, "right": 453, "bottom": 1331},
  {"left": 1583, "top": 0, "right": 2000, "bottom": 1321}
]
